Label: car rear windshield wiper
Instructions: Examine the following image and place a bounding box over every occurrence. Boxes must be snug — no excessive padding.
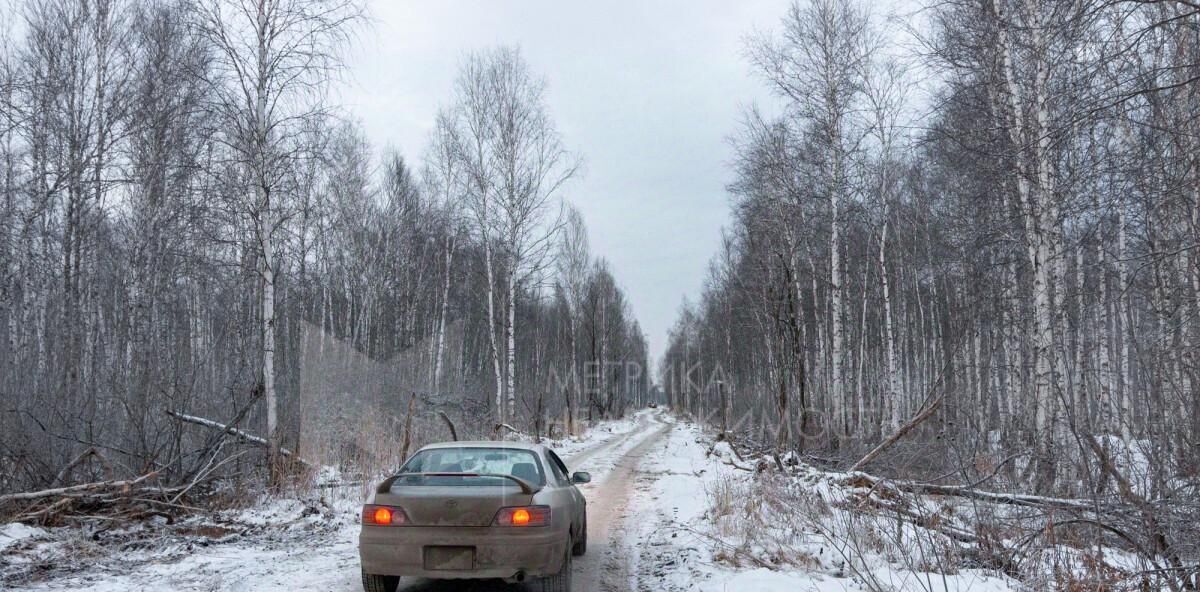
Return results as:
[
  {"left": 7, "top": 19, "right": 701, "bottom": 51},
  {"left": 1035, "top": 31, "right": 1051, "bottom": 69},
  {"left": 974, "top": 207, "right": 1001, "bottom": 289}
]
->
[{"left": 379, "top": 472, "right": 540, "bottom": 495}]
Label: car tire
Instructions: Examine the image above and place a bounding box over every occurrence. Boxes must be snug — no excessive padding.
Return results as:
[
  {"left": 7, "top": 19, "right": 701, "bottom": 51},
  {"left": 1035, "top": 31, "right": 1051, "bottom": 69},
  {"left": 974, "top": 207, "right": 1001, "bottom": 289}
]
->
[
  {"left": 572, "top": 520, "right": 587, "bottom": 556},
  {"left": 361, "top": 569, "right": 398, "bottom": 592},
  {"left": 537, "top": 545, "right": 573, "bottom": 592}
]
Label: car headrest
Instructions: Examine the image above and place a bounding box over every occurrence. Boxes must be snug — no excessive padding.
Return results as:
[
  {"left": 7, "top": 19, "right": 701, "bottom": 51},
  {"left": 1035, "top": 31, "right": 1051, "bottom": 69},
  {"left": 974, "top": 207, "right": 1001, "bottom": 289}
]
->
[{"left": 510, "top": 462, "right": 538, "bottom": 484}]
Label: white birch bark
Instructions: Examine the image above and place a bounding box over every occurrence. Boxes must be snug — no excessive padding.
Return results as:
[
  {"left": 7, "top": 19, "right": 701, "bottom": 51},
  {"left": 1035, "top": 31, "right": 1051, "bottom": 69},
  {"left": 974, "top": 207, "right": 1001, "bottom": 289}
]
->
[
  {"left": 880, "top": 210, "right": 900, "bottom": 431},
  {"left": 505, "top": 269, "right": 517, "bottom": 422},
  {"left": 992, "top": 0, "right": 1065, "bottom": 452},
  {"left": 483, "top": 234, "right": 504, "bottom": 422},
  {"left": 252, "top": 2, "right": 279, "bottom": 474},
  {"left": 830, "top": 153, "right": 844, "bottom": 438},
  {"left": 432, "top": 233, "right": 455, "bottom": 389},
  {"left": 1117, "top": 201, "right": 1132, "bottom": 441},
  {"left": 567, "top": 311, "right": 578, "bottom": 434},
  {"left": 1074, "top": 245, "right": 1086, "bottom": 427},
  {"left": 855, "top": 265, "right": 868, "bottom": 433},
  {"left": 1096, "top": 206, "right": 1113, "bottom": 432}
]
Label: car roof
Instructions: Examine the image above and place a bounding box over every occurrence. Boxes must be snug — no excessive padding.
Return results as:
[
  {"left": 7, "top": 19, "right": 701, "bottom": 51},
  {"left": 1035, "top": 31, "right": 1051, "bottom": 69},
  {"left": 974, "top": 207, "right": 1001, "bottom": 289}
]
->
[{"left": 418, "top": 440, "right": 545, "bottom": 452}]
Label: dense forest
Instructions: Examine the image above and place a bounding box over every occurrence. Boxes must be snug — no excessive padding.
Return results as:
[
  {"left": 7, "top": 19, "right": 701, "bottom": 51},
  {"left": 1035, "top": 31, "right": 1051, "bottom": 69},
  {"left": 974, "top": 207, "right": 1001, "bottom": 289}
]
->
[
  {"left": 662, "top": 0, "right": 1200, "bottom": 494},
  {"left": 2, "top": 0, "right": 1200, "bottom": 589},
  {"left": 0, "top": 0, "right": 648, "bottom": 494}
]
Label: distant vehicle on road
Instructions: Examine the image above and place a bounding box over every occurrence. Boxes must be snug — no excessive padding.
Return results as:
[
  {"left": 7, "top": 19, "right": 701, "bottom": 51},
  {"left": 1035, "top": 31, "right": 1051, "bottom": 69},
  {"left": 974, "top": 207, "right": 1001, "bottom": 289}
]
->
[{"left": 359, "top": 441, "right": 591, "bottom": 592}]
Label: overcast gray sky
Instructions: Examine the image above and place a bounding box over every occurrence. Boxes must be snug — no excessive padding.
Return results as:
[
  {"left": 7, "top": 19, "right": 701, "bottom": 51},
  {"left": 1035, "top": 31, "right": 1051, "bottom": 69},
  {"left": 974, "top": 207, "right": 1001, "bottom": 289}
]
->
[{"left": 338, "top": 1, "right": 788, "bottom": 368}]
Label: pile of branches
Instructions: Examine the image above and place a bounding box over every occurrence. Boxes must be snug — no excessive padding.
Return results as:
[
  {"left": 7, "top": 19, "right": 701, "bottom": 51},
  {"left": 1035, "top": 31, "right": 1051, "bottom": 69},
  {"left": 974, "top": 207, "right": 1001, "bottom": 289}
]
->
[
  {"left": 0, "top": 467, "right": 194, "bottom": 526},
  {"left": 839, "top": 408, "right": 1199, "bottom": 590},
  {"left": 0, "top": 408, "right": 304, "bottom": 527},
  {"left": 839, "top": 463, "right": 1200, "bottom": 590},
  {"left": 716, "top": 400, "right": 1200, "bottom": 590}
]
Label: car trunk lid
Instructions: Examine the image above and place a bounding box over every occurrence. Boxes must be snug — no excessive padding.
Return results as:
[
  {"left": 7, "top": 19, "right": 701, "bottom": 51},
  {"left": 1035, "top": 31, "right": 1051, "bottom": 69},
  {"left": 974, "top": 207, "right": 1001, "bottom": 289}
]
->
[{"left": 376, "top": 481, "right": 536, "bottom": 527}]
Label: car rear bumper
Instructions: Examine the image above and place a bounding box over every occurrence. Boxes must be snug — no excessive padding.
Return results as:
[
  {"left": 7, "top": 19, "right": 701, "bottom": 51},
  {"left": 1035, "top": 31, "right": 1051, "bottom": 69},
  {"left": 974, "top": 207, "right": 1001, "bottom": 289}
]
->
[{"left": 359, "top": 525, "right": 569, "bottom": 580}]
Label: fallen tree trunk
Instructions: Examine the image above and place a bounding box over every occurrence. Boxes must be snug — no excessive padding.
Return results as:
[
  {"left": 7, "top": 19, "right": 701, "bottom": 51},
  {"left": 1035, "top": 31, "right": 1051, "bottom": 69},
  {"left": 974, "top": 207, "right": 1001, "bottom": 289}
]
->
[
  {"left": 851, "top": 494, "right": 980, "bottom": 544},
  {"left": 0, "top": 471, "right": 159, "bottom": 504},
  {"left": 494, "top": 423, "right": 525, "bottom": 437},
  {"left": 843, "top": 465, "right": 1197, "bottom": 589},
  {"left": 1083, "top": 434, "right": 1193, "bottom": 587},
  {"left": 848, "top": 338, "right": 968, "bottom": 474},
  {"left": 845, "top": 471, "right": 1100, "bottom": 512},
  {"left": 849, "top": 394, "right": 943, "bottom": 473},
  {"left": 164, "top": 409, "right": 307, "bottom": 465}
]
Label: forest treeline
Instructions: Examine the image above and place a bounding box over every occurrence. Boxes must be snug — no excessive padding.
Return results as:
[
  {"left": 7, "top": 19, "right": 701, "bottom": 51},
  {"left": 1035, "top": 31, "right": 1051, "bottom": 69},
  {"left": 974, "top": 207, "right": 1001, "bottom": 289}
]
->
[
  {"left": 662, "top": 0, "right": 1200, "bottom": 493},
  {"left": 0, "top": 0, "right": 647, "bottom": 494}
]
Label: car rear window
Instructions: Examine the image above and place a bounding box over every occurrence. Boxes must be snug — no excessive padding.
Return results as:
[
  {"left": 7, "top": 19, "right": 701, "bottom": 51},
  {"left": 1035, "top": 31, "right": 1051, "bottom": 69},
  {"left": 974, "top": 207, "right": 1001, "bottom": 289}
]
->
[{"left": 395, "top": 447, "right": 545, "bottom": 487}]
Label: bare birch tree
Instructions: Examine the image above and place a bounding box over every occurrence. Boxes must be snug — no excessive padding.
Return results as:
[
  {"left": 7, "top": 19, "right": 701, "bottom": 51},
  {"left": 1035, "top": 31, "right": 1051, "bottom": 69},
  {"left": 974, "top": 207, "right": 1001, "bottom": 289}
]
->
[
  {"left": 556, "top": 205, "right": 590, "bottom": 434},
  {"left": 0, "top": 1, "right": 643, "bottom": 499},
  {"left": 749, "top": 0, "right": 877, "bottom": 443},
  {"left": 192, "top": 0, "right": 361, "bottom": 482},
  {"left": 441, "top": 47, "right": 579, "bottom": 424}
]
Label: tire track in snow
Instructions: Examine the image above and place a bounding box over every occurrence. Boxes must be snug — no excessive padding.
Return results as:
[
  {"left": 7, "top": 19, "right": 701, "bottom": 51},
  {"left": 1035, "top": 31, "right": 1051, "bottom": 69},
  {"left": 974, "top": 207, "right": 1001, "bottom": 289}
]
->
[
  {"left": 570, "top": 412, "right": 671, "bottom": 592},
  {"left": 392, "top": 410, "right": 669, "bottom": 592},
  {"left": 562, "top": 409, "right": 659, "bottom": 471}
]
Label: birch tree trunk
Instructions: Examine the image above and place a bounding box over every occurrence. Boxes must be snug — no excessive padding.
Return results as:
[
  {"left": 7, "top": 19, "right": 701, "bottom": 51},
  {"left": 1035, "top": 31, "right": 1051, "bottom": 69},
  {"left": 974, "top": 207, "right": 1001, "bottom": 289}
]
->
[
  {"left": 252, "top": 0, "right": 281, "bottom": 482},
  {"left": 484, "top": 236, "right": 504, "bottom": 422},
  {"left": 505, "top": 269, "right": 517, "bottom": 423},
  {"left": 880, "top": 213, "right": 900, "bottom": 432},
  {"left": 830, "top": 155, "right": 844, "bottom": 441},
  {"left": 1118, "top": 203, "right": 1132, "bottom": 441},
  {"left": 1073, "top": 244, "right": 1086, "bottom": 429},
  {"left": 194, "top": 0, "right": 360, "bottom": 484},
  {"left": 432, "top": 233, "right": 455, "bottom": 390},
  {"left": 567, "top": 312, "right": 578, "bottom": 434}
]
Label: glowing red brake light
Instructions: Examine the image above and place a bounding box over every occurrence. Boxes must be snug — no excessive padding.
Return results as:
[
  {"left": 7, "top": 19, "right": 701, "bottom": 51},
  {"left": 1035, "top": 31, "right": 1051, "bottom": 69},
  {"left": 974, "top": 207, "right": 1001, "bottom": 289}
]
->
[
  {"left": 362, "top": 504, "right": 408, "bottom": 526},
  {"left": 512, "top": 508, "right": 531, "bottom": 525},
  {"left": 373, "top": 507, "right": 392, "bottom": 525},
  {"left": 493, "top": 505, "right": 550, "bottom": 527}
]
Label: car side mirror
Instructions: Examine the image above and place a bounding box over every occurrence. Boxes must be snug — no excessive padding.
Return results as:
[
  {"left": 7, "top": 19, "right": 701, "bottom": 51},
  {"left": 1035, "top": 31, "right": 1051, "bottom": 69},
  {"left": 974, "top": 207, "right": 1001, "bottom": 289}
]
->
[{"left": 571, "top": 471, "right": 591, "bottom": 484}]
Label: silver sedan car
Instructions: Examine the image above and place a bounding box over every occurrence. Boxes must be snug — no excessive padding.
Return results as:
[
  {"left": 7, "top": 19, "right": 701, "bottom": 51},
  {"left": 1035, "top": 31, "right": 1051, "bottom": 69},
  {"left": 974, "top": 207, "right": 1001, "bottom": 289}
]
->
[{"left": 359, "top": 441, "right": 591, "bottom": 592}]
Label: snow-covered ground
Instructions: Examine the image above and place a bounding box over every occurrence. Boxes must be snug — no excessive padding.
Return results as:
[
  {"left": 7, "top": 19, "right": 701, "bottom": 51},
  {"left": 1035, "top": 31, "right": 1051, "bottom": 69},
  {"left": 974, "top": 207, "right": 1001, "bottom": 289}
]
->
[
  {"left": 1, "top": 523, "right": 47, "bottom": 554},
  {"left": 2, "top": 494, "right": 365, "bottom": 591},
  {"left": 0, "top": 410, "right": 655, "bottom": 592},
  {"left": 3, "top": 409, "right": 1085, "bottom": 592},
  {"left": 624, "top": 415, "right": 1022, "bottom": 592}
]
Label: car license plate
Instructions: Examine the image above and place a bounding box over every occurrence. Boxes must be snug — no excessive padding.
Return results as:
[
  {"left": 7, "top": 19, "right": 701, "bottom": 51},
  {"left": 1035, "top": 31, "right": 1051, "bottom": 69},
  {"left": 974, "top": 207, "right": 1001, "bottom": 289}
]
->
[{"left": 423, "top": 546, "right": 475, "bottom": 571}]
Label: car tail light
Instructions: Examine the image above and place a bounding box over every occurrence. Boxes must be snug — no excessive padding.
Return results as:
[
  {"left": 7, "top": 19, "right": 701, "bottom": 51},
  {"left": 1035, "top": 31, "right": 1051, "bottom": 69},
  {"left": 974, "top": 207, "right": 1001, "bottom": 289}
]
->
[
  {"left": 362, "top": 504, "right": 409, "bottom": 526},
  {"left": 493, "top": 505, "right": 550, "bottom": 527}
]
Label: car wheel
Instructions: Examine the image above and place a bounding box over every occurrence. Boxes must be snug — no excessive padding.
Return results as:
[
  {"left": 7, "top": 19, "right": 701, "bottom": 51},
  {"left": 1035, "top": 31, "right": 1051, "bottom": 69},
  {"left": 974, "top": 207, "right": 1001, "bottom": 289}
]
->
[
  {"left": 361, "top": 568, "right": 398, "bottom": 592},
  {"left": 572, "top": 520, "right": 587, "bottom": 556},
  {"left": 537, "top": 545, "right": 573, "bottom": 592}
]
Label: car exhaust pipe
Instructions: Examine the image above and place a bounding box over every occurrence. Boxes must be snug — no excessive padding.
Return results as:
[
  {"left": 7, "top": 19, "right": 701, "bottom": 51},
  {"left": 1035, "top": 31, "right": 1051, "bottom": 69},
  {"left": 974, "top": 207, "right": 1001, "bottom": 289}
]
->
[{"left": 514, "top": 571, "right": 526, "bottom": 583}]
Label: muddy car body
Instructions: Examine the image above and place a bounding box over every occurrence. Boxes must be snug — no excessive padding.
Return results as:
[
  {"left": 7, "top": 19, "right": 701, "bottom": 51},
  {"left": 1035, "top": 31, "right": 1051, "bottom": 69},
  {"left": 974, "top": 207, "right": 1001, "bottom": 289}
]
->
[{"left": 359, "top": 441, "right": 590, "bottom": 592}]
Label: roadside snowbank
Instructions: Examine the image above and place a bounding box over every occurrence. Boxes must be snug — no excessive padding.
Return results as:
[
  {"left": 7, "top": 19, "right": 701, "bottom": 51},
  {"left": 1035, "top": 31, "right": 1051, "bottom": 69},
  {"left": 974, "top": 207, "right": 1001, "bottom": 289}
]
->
[{"left": 626, "top": 415, "right": 1023, "bottom": 592}]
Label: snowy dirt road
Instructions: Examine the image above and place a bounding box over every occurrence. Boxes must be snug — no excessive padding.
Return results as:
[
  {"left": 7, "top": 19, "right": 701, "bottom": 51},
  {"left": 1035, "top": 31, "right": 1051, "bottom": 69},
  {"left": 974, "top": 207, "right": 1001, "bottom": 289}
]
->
[
  {"left": 7, "top": 409, "right": 674, "bottom": 592},
  {"left": 388, "top": 409, "right": 672, "bottom": 592}
]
